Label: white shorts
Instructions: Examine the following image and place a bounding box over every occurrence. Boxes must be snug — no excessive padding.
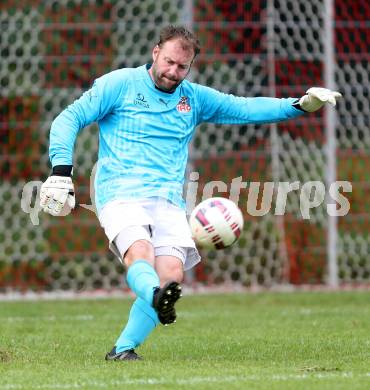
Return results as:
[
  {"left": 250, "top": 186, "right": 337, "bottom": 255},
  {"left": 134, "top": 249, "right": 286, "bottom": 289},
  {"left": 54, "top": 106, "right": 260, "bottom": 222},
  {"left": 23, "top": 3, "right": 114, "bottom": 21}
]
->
[{"left": 98, "top": 197, "right": 201, "bottom": 271}]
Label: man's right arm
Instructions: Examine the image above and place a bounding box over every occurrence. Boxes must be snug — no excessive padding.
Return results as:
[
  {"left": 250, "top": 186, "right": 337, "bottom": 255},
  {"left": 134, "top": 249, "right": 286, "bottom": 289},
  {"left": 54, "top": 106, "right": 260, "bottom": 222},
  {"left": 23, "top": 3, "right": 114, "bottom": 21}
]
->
[
  {"left": 41, "top": 69, "right": 127, "bottom": 216},
  {"left": 50, "top": 70, "right": 126, "bottom": 167}
]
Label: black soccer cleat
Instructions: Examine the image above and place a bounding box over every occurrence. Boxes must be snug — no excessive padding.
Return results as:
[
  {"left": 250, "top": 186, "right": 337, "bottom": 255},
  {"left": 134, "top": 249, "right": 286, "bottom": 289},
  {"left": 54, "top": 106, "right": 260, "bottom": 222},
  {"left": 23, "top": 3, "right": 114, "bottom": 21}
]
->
[
  {"left": 152, "top": 281, "right": 182, "bottom": 325},
  {"left": 105, "top": 346, "right": 142, "bottom": 361}
]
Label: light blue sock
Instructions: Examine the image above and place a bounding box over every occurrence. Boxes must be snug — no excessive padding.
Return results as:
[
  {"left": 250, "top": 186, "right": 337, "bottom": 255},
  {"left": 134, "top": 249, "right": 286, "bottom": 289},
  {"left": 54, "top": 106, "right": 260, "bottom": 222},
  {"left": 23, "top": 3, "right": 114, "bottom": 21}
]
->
[
  {"left": 115, "top": 297, "right": 160, "bottom": 353},
  {"left": 126, "top": 260, "right": 160, "bottom": 305}
]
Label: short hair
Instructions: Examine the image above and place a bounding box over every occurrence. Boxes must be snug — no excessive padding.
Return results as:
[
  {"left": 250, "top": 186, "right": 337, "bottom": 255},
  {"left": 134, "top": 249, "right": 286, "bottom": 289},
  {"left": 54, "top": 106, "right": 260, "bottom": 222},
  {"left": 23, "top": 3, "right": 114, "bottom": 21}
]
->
[{"left": 157, "top": 25, "right": 201, "bottom": 57}]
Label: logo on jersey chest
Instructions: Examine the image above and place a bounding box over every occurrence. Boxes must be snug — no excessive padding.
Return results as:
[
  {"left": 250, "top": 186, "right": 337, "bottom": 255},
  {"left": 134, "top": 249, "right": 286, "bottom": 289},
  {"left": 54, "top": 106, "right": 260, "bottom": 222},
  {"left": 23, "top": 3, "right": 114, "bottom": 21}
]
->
[
  {"left": 176, "top": 96, "right": 191, "bottom": 113},
  {"left": 159, "top": 98, "right": 169, "bottom": 107},
  {"left": 134, "top": 93, "right": 150, "bottom": 108}
]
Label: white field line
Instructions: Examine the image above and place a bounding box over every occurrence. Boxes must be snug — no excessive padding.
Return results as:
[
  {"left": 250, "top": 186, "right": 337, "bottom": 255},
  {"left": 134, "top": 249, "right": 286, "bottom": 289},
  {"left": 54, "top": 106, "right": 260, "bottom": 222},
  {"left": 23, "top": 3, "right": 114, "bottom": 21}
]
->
[
  {"left": 1, "top": 373, "right": 370, "bottom": 389},
  {"left": 0, "top": 290, "right": 135, "bottom": 302},
  {"left": 1, "top": 283, "right": 370, "bottom": 302},
  {"left": 2, "top": 315, "right": 94, "bottom": 323}
]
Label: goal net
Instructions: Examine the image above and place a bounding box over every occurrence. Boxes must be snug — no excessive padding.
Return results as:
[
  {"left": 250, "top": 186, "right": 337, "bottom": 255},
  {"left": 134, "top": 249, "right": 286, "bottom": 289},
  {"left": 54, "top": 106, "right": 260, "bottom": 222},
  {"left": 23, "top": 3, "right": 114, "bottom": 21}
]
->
[{"left": 1, "top": 0, "right": 369, "bottom": 292}]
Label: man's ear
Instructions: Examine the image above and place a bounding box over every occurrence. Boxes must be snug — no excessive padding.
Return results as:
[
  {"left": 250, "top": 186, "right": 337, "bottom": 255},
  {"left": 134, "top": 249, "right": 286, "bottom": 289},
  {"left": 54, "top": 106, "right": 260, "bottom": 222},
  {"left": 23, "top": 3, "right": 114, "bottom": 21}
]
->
[{"left": 152, "top": 45, "right": 160, "bottom": 61}]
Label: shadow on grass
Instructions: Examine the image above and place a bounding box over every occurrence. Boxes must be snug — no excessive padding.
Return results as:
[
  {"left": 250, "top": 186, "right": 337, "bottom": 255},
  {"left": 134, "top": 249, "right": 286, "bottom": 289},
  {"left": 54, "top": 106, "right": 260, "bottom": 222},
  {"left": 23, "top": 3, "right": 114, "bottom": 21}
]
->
[{"left": 0, "top": 349, "right": 12, "bottom": 362}]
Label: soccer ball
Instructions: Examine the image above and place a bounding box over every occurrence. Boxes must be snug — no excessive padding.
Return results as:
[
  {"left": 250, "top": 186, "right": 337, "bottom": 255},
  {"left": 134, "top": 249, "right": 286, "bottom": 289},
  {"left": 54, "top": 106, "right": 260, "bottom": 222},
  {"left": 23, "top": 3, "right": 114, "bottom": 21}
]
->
[{"left": 189, "top": 197, "right": 244, "bottom": 250}]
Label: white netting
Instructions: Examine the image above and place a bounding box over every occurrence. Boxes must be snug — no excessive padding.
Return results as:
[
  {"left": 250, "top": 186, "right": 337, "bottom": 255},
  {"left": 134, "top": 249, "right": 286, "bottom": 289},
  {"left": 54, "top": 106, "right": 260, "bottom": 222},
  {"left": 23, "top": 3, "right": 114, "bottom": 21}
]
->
[{"left": 1, "top": 0, "right": 369, "bottom": 292}]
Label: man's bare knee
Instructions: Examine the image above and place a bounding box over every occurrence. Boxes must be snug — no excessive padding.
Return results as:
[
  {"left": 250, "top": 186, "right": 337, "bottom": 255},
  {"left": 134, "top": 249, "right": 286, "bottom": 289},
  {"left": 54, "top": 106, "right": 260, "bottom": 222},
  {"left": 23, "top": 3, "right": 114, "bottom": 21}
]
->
[
  {"left": 124, "top": 240, "right": 154, "bottom": 267},
  {"left": 155, "top": 256, "right": 184, "bottom": 286},
  {"left": 159, "top": 268, "right": 183, "bottom": 286}
]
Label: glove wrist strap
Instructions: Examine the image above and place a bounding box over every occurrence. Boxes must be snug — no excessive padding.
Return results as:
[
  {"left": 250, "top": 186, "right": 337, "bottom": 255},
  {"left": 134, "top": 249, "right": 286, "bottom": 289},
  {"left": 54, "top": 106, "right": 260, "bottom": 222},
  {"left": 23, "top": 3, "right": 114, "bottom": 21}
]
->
[
  {"left": 52, "top": 165, "right": 73, "bottom": 177},
  {"left": 292, "top": 99, "right": 307, "bottom": 112}
]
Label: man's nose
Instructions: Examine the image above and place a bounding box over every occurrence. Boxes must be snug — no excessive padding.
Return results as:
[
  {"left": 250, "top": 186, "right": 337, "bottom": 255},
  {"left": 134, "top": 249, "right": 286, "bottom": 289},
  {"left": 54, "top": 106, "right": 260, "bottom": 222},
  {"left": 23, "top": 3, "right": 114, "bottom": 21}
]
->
[{"left": 167, "top": 66, "right": 178, "bottom": 78}]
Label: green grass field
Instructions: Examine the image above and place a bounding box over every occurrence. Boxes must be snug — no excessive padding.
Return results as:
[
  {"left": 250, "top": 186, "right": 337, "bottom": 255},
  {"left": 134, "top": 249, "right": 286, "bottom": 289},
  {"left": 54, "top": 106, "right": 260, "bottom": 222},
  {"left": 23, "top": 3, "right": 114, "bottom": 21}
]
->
[{"left": 0, "top": 291, "right": 369, "bottom": 389}]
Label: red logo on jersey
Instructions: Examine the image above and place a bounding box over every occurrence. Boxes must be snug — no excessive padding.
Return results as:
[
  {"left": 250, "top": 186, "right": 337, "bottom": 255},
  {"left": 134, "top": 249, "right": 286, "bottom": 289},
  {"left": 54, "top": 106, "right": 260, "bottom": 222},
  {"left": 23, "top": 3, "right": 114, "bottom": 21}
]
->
[{"left": 176, "top": 96, "right": 191, "bottom": 112}]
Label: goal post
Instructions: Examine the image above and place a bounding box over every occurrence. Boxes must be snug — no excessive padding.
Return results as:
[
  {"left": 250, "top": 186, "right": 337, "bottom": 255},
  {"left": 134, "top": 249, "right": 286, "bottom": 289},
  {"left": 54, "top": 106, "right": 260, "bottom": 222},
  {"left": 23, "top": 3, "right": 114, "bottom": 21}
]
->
[{"left": 323, "top": 0, "right": 339, "bottom": 287}]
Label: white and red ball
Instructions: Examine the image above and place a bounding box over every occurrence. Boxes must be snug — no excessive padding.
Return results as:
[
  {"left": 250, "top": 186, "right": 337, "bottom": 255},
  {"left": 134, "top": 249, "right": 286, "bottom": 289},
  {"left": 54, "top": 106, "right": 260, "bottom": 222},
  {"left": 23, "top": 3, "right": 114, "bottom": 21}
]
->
[{"left": 189, "top": 197, "right": 244, "bottom": 250}]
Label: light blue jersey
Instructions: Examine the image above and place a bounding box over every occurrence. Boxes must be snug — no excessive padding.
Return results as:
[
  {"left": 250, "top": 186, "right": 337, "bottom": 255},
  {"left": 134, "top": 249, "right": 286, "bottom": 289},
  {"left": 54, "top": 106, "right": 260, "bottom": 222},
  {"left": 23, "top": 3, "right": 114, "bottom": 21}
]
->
[{"left": 49, "top": 64, "right": 303, "bottom": 212}]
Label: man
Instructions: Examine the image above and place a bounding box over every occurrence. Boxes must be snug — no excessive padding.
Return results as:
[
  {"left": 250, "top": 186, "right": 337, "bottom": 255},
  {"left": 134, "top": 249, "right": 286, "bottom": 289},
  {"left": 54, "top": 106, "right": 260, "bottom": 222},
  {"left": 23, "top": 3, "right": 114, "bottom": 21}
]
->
[{"left": 40, "top": 25, "right": 341, "bottom": 360}]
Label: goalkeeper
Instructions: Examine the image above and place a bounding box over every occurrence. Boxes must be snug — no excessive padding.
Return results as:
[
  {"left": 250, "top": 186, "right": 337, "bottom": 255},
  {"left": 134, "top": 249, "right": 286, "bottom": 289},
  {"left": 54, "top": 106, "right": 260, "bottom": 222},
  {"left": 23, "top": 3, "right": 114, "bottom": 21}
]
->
[{"left": 40, "top": 25, "right": 341, "bottom": 361}]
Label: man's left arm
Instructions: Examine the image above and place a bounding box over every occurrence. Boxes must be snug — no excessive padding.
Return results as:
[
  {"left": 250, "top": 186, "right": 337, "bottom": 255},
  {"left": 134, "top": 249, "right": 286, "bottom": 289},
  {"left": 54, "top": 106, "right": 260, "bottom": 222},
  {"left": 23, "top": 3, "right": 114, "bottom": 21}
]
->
[{"left": 195, "top": 85, "right": 342, "bottom": 125}]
